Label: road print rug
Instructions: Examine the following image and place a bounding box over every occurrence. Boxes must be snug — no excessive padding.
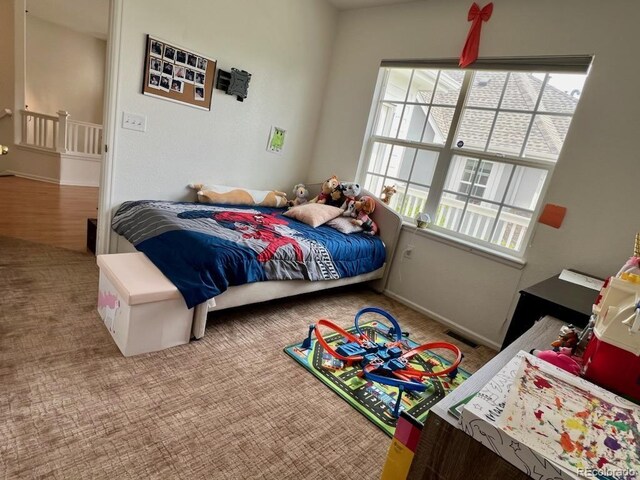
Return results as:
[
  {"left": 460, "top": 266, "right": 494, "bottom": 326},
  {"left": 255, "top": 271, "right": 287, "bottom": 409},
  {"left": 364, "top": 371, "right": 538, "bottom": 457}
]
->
[{"left": 284, "top": 320, "right": 470, "bottom": 436}]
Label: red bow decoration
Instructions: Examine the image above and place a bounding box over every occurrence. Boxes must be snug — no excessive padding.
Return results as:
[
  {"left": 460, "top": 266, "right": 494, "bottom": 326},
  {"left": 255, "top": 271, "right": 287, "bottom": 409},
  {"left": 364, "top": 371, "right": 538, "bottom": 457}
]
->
[{"left": 459, "top": 2, "right": 493, "bottom": 68}]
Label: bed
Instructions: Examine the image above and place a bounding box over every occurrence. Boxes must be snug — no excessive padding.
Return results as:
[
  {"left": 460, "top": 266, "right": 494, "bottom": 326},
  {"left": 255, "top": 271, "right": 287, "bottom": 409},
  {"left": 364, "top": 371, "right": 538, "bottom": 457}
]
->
[{"left": 111, "top": 185, "right": 403, "bottom": 339}]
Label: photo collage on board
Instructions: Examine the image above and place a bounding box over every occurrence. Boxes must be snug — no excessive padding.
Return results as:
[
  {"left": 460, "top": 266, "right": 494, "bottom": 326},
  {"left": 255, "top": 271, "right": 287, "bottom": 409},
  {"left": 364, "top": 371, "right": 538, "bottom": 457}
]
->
[{"left": 148, "top": 38, "right": 207, "bottom": 102}]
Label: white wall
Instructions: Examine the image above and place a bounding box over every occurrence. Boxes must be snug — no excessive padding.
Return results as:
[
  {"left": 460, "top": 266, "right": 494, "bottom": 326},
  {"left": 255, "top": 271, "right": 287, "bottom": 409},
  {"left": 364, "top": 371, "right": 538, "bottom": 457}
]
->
[
  {"left": 107, "top": 0, "right": 337, "bottom": 222},
  {"left": 308, "top": 0, "right": 640, "bottom": 347},
  {"left": 26, "top": 15, "right": 106, "bottom": 124}
]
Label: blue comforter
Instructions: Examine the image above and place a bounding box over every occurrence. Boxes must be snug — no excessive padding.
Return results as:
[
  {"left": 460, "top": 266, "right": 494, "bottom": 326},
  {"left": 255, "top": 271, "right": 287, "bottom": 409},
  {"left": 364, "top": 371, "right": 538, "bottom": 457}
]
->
[{"left": 112, "top": 201, "right": 385, "bottom": 308}]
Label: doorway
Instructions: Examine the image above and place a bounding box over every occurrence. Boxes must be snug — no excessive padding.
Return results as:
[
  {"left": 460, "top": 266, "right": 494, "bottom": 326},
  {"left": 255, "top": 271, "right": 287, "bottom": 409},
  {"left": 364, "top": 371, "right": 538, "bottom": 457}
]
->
[{"left": 0, "top": 0, "right": 109, "bottom": 253}]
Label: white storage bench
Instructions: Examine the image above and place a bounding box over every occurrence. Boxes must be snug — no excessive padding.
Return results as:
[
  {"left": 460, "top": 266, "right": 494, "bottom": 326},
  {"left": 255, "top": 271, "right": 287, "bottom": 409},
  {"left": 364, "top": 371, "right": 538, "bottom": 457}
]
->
[{"left": 97, "top": 253, "right": 193, "bottom": 357}]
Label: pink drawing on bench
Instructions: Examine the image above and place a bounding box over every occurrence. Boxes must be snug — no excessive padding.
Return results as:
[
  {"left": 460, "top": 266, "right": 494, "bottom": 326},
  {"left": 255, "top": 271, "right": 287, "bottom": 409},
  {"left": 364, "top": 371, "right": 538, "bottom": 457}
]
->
[{"left": 99, "top": 291, "right": 120, "bottom": 309}]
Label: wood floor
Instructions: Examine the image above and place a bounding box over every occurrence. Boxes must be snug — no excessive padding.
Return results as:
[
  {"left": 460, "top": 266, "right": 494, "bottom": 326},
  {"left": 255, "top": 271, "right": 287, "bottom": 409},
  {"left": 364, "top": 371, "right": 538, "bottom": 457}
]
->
[{"left": 0, "top": 176, "right": 99, "bottom": 252}]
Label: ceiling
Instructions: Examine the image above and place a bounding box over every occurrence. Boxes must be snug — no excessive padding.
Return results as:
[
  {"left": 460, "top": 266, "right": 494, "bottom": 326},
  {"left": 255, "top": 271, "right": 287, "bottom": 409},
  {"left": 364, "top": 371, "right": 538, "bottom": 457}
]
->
[
  {"left": 326, "top": 0, "right": 420, "bottom": 10},
  {"left": 26, "top": 0, "right": 109, "bottom": 40}
]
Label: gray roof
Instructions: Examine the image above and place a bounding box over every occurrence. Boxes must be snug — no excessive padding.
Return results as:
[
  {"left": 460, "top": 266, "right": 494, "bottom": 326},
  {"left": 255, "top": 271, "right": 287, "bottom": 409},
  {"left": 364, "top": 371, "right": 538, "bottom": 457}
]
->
[{"left": 424, "top": 72, "right": 578, "bottom": 159}]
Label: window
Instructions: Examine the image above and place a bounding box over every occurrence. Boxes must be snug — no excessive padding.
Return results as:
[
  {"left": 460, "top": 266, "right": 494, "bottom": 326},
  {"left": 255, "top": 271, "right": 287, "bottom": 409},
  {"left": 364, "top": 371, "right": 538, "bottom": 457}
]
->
[
  {"left": 458, "top": 158, "right": 492, "bottom": 198},
  {"left": 359, "top": 63, "right": 588, "bottom": 257}
]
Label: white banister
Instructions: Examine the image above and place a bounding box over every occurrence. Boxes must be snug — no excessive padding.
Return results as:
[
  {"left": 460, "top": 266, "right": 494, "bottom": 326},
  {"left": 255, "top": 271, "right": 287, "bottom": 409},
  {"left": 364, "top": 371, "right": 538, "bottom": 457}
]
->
[
  {"left": 20, "top": 109, "right": 103, "bottom": 158},
  {"left": 57, "top": 110, "right": 69, "bottom": 153},
  {"left": 67, "top": 118, "right": 103, "bottom": 156},
  {"left": 20, "top": 110, "right": 58, "bottom": 151}
]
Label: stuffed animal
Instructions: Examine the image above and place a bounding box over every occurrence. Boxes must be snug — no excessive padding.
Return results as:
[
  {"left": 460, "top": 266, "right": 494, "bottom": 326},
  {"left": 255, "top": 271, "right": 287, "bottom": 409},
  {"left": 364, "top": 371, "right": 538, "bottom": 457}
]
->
[
  {"left": 189, "top": 183, "right": 288, "bottom": 208},
  {"left": 288, "top": 183, "right": 309, "bottom": 207},
  {"left": 380, "top": 185, "right": 397, "bottom": 205},
  {"left": 551, "top": 324, "right": 579, "bottom": 351},
  {"left": 351, "top": 195, "right": 378, "bottom": 235},
  {"left": 327, "top": 187, "right": 345, "bottom": 208},
  {"left": 338, "top": 182, "right": 361, "bottom": 208},
  {"left": 531, "top": 348, "right": 582, "bottom": 376},
  {"left": 309, "top": 176, "right": 339, "bottom": 204},
  {"left": 342, "top": 198, "right": 357, "bottom": 218}
]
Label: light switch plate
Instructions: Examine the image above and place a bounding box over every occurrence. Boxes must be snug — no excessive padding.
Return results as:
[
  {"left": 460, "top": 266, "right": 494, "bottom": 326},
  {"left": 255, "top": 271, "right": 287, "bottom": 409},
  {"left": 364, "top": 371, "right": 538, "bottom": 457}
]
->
[{"left": 122, "top": 112, "right": 146, "bottom": 132}]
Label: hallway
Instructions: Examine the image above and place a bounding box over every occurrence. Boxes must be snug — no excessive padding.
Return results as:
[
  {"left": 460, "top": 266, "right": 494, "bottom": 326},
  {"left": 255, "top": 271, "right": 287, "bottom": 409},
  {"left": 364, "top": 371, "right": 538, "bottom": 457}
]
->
[{"left": 0, "top": 176, "right": 98, "bottom": 252}]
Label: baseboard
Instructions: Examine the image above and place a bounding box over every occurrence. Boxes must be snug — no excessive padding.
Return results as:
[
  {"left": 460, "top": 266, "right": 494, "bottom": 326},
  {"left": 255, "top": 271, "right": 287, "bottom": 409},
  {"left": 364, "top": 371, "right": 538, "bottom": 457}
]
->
[
  {"left": 3, "top": 170, "right": 99, "bottom": 187},
  {"left": 59, "top": 179, "right": 100, "bottom": 187},
  {"left": 383, "top": 289, "right": 502, "bottom": 350},
  {"left": 3, "top": 170, "right": 59, "bottom": 184}
]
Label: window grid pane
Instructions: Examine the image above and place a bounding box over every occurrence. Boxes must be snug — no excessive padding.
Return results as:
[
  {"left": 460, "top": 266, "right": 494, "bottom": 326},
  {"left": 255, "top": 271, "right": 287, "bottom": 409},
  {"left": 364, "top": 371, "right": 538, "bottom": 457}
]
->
[
  {"left": 425, "top": 107, "right": 455, "bottom": 145},
  {"left": 366, "top": 142, "right": 393, "bottom": 177},
  {"left": 466, "top": 72, "right": 508, "bottom": 108},
  {"left": 456, "top": 109, "right": 496, "bottom": 151},
  {"left": 456, "top": 70, "right": 586, "bottom": 163},
  {"left": 363, "top": 137, "right": 437, "bottom": 220},
  {"left": 500, "top": 72, "right": 543, "bottom": 111},
  {"left": 538, "top": 73, "right": 585, "bottom": 114},
  {"left": 491, "top": 208, "right": 533, "bottom": 251},
  {"left": 432, "top": 70, "right": 464, "bottom": 105},
  {"left": 436, "top": 153, "right": 547, "bottom": 253},
  {"left": 408, "top": 69, "right": 440, "bottom": 104},
  {"left": 360, "top": 65, "right": 586, "bottom": 256},
  {"left": 382, "top": 69, "right": 412, "bottom": 102},
  {"left": 524, "top": 114, "right": 572, "bottom": 160}
]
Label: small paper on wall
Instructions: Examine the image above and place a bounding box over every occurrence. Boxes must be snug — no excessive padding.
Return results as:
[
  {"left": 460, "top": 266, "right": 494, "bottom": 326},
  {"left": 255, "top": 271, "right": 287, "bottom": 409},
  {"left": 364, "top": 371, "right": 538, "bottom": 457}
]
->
[{"left": 267, "top": 126, "right": 286, "bottom": 154}]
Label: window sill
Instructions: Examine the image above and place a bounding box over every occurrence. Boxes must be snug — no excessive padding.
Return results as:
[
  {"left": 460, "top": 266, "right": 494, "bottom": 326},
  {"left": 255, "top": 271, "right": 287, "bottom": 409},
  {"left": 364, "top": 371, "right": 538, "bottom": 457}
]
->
[{"left": 400, "top": 222, "right": 527, "bottom": 270}]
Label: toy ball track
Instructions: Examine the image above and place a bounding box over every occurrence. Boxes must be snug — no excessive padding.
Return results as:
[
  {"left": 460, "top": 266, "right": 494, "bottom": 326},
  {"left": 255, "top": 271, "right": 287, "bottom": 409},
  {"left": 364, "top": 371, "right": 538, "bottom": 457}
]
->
[{"left": 284, "top": 307, "right": 470, "bottom": 436}]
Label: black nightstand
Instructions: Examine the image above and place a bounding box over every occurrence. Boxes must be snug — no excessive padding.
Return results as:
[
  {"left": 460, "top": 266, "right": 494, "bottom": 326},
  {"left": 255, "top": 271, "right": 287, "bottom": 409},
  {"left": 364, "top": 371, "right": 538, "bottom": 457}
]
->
[{"left": 501, "top": 272, "right": 599, "bottom": 350}]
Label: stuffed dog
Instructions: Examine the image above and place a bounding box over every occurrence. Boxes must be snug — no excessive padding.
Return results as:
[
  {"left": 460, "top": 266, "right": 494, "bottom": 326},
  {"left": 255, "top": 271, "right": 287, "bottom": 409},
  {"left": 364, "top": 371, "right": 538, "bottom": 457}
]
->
[
  {"left": 351, "top": 195, "right": 379, "bottom": 235},
  {"left": 189, "top": 183, "right": 288, "bottom": 208}
]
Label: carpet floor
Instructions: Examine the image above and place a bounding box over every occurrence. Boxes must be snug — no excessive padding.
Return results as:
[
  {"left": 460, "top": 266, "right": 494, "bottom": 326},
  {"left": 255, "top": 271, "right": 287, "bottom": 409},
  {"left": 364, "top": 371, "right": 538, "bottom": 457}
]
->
[{"left": 0, "top": 236, "right": 495, "bottom": 479}]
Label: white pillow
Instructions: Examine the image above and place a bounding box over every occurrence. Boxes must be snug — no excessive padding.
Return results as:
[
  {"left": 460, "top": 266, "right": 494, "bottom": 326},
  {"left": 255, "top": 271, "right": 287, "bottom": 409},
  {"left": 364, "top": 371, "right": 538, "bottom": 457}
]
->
[
  {"left": 283, "top": 203, "right": 343, "bottom": 228},
  {"left": 325, "top": 216, "right": 364, "bottom": 234}
]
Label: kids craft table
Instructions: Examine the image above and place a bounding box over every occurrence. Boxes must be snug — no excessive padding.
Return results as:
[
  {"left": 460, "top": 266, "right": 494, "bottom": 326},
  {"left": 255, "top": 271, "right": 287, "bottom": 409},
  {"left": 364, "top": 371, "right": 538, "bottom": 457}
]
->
[{"left": 406, "top": 316, "right": 565, "bottom": 480}]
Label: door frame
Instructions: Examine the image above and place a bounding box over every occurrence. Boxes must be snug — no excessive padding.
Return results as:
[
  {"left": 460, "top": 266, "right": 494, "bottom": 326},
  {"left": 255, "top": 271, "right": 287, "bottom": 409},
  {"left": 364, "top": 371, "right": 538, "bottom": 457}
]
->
[{"left": 97, "top": 0, "right": 123, "bottom": 255}]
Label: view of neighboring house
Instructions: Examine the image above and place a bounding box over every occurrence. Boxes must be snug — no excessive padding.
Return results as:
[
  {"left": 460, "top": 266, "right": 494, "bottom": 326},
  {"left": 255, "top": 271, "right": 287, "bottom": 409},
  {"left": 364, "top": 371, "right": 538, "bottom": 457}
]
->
[{"left": 364, "top": 68, "right": 585, "bottom": 252}]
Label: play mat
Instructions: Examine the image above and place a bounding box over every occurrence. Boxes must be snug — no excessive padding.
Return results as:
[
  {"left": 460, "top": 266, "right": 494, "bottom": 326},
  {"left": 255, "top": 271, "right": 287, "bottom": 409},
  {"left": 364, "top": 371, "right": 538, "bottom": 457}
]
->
[{"left": 284, "top": 320, "right": 470, "bottom": 436}]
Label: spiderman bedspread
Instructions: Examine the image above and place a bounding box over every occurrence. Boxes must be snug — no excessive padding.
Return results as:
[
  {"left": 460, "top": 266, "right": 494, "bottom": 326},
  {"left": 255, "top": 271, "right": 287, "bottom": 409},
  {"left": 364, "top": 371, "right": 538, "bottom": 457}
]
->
[{"left": 112, "top": 200, "right": 386, "bottom": 309}]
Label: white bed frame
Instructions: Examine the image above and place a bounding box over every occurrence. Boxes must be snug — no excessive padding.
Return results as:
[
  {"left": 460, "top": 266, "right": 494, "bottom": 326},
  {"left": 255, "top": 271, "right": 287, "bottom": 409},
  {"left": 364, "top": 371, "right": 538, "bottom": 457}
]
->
[{"left": 113, "top": 185, "right": 403, "bottom": 339}]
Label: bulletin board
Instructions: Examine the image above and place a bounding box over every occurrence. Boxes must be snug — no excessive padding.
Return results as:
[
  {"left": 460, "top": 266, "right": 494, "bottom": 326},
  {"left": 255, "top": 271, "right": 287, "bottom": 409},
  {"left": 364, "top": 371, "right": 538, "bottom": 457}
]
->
[{"left": 142, "top": 35, "right": 216, "bottom": 111}]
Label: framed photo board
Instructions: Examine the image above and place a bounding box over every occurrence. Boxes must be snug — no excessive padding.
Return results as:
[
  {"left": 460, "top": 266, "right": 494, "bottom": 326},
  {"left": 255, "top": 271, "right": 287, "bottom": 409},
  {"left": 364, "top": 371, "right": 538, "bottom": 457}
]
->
[{"left": 142, "top": 35, "right": 216, "bottom": 111}]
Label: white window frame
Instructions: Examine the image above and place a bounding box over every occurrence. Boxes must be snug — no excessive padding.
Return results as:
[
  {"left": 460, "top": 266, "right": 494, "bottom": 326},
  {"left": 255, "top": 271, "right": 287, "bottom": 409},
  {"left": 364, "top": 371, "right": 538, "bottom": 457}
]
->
[{"left": 357, "top": 61, "right": 589, "bottom": 259}]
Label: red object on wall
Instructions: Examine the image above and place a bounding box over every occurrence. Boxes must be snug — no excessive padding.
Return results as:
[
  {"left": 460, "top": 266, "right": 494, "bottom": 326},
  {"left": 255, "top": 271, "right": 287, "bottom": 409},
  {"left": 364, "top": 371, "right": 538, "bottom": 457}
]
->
[
  {"left": 459, "top": 3, "right": 494, "bottom": 68},
  {"left": 538, "top": 203, "right": 567, "bottom": 229},
  {"left": 582, "top": 333, "right": 640, "bottom": 403}
]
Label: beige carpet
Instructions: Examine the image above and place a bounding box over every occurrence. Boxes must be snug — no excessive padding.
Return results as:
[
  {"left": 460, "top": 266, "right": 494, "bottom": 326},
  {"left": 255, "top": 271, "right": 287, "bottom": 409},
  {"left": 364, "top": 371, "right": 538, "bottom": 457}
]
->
[{"left": 0, "top": 236, "right": 495, "bottom": 479}]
